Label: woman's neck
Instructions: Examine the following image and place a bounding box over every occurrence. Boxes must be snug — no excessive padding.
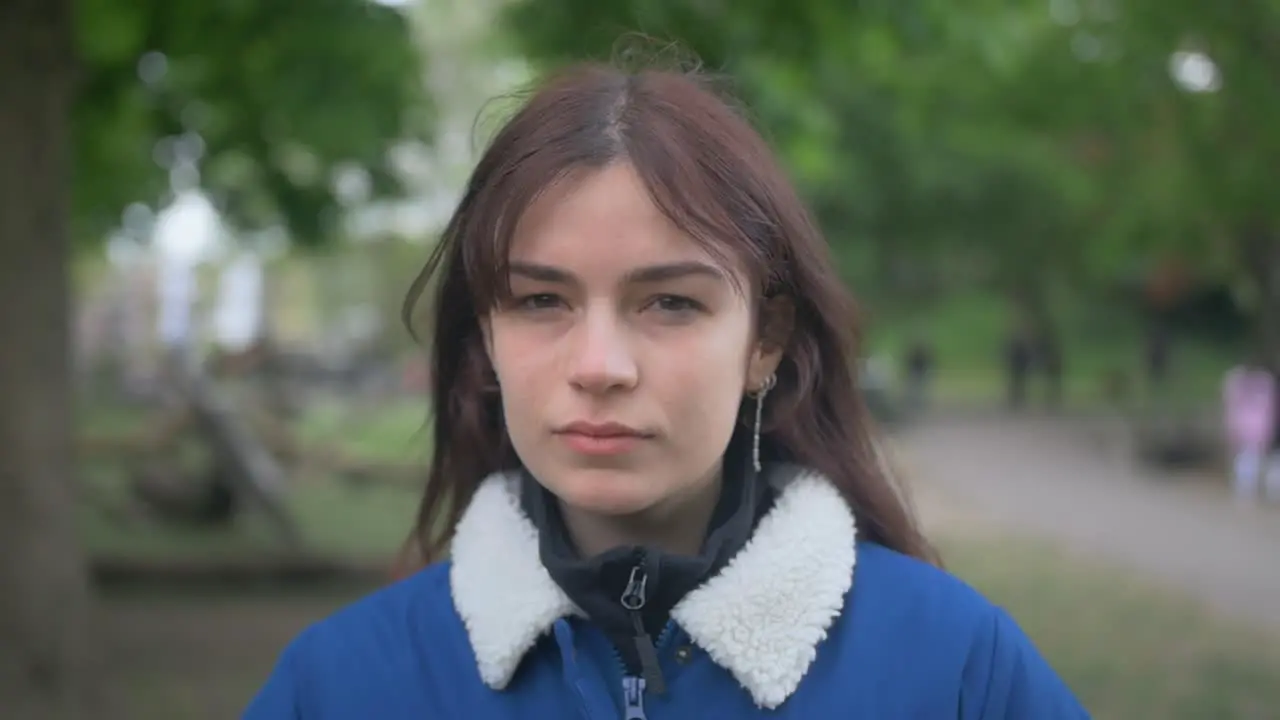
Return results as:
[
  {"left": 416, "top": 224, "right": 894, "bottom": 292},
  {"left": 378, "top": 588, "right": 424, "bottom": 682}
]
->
[{"left": 560, "top": 471, "right": 723, "bottom": 558}]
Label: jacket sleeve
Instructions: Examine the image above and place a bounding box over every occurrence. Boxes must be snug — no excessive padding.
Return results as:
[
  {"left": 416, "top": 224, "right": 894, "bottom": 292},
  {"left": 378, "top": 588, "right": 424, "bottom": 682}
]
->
[
  {"left": 962, "top": 606, "right": 1091, "bottom": 719},
  {"left": 242, "top": 633, "right": 308, "bottom": 719}
]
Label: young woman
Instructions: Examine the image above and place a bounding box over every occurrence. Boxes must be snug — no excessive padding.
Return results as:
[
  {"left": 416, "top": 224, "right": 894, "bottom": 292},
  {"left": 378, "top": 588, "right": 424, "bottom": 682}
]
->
[{"left": 245, "top": 62, "right": 1089, "bottom": 719}]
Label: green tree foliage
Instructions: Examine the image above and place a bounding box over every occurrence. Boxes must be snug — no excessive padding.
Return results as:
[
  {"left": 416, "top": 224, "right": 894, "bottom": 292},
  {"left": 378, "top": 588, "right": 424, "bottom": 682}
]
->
[
  {"left": 75, "top": 0, "right": 431, "bottom": 243},
  {"left": 502, "top": 0, "right": 1280, "bottom": 359}
]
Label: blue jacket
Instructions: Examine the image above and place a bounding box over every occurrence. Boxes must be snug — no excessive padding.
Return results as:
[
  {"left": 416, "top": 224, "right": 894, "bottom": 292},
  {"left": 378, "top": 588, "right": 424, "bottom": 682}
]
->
[{"left": 245, "top": 468, "right": 1089, "bottom": 719}]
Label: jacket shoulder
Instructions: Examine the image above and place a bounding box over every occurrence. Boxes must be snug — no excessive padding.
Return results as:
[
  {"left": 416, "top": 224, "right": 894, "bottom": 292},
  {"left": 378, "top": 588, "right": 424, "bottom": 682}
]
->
[
  {"left": 840, "top": 543, "right": 1090, "bottom": 718},
  {"left": 851, "top": 541, "right": 994, "bottom": 623},
  {"left": 311, "top": 561, "right": 456, "bottom": 635},
  {"left": 243, "top": 562, "right": 483, "bottom": 718}
]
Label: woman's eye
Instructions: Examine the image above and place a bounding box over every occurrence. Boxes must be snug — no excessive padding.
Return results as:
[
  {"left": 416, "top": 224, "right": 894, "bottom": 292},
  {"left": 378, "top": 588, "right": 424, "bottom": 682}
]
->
[
  {"left": 516, "top": 293, "right": 563, "bottom": 310},
  {"left": 648, "top": 295, "right": 702, "bottom": 314}
]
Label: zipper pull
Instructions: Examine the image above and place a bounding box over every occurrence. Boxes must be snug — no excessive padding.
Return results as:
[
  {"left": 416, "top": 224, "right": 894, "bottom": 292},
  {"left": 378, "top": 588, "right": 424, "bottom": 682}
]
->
[
  {"left": 620, "top": 565, "right": 667, "bottom": 695},
  {"left": 622, "top": 676, "right": 648, "bottom": 720},
  {"left": 620, "top": 565, "right": 647, "bottom": 610}
]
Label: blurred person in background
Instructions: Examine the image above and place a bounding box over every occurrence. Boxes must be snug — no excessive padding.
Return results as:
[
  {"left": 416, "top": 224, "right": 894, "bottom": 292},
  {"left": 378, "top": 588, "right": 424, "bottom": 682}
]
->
[
  {"left": 1143, "top": 318, "right": 1173, "bottom": 392},
  {"left": 1004, "top": 325, "right": 1034, "bottom": 410},
  {"left": 1037, "top": 331, "right": 1064, "bottom": 409},
  {"left": 245, "top": 60, "right": 1089, "bottom": 719},
  {"left": 1222, "top": 354, "right": 1277, "bottom": 503},
  {"left": 902, "top": 336, "right": 934, "bottom": 416}
]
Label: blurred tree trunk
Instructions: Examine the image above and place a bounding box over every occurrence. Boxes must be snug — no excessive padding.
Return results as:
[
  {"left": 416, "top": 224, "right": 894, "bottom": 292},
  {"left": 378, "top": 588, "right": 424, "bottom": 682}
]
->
[
  {"left": 0, "top": 0, "right": 93, "bottom": 717},
  {"left": 1240, "top": 224, "right": 1280, "bottom": 373},
  {"left": 1256, "top": 236, "right": 1280, "bottom": 374}
]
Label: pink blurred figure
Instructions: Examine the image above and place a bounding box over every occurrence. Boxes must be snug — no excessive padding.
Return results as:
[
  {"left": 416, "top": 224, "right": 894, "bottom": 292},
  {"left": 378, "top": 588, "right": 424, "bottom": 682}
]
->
[{"left": 1222, "top": 364, "right": 1278, "bottom": 502}]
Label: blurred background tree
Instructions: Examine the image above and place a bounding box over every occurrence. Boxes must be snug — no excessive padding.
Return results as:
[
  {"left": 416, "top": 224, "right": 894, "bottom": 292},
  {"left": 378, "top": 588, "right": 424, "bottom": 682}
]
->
[{"left": 0, "top": 0, "right": 427, "bottom": 715}]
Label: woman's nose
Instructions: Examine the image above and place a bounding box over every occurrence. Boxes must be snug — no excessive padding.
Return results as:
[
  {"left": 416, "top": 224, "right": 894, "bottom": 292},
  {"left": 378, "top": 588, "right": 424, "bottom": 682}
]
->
[{"left": 567, "top": 311, "right": 638, "bottom": 394}]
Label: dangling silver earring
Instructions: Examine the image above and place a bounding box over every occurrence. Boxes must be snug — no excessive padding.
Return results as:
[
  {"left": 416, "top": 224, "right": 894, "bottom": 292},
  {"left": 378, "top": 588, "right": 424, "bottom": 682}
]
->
[{"left": 749, "top": 373, "right": 776, "bottom": 473}]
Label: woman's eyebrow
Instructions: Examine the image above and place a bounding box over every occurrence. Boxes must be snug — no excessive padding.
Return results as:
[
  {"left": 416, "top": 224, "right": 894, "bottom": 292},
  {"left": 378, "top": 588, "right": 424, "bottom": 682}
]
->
[
  {"left": 623, "top": 261, "right": 725, "bottom": 285},
  {"left": 508, "top": 261, "right": 573, "bottom": 284},
  {"left": 507, "top": 261, "right": 726, "bottom": 287}
]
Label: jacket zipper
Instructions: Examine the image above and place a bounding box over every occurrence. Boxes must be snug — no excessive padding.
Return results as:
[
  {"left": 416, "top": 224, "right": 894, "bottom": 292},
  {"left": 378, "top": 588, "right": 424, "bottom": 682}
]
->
[
  {"left": 618, "top": 558, "right": 668, "bottom": 719},
  {"left": 621, "top": 676, "right": 646, "bottom": 720}
]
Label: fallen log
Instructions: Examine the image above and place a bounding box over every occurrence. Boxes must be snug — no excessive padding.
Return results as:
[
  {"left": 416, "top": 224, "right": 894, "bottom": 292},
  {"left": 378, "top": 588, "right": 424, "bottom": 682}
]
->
[{"left": 181, "top": 371, "right": 300, "bottom": 545}]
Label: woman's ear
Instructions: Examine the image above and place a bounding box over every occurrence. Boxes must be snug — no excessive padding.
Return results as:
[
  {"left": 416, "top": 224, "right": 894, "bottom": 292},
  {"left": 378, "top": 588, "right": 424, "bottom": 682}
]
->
[{"left": 747, "top": 295, "right": 794, "bottom": 391}]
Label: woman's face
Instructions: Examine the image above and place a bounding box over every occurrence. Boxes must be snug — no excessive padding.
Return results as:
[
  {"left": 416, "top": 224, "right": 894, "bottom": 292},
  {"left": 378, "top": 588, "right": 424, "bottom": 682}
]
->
[{"left": 485, "top": 162, "right": 782, "bottom": 518}]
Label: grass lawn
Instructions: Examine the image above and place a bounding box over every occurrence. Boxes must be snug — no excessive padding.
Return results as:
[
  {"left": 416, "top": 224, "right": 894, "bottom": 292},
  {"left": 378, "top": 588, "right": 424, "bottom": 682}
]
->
[
  {"left": 939, "top": 531, "right": 1280, "bottom": 719},
  {"left": 82, "top": 389, "right": 1276, "bottom": 718}
]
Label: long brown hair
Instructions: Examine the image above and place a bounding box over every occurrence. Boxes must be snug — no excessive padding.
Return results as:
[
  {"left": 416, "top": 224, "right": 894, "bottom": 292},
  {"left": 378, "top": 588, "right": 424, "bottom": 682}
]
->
[{"left": 400, "top": 61, "right": 938, "bottom": 570}]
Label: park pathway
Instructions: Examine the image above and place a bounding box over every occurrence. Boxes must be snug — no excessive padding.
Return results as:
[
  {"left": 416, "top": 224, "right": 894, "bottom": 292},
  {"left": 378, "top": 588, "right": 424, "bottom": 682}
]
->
[{"left": 896, "top": 412, "right": 1280, "bottom": 635}]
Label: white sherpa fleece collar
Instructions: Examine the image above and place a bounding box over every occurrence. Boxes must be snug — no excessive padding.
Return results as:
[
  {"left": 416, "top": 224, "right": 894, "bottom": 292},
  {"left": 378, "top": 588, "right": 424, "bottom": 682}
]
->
[{"left": 447, "top": 466, "right": 857, "bottom": 709}]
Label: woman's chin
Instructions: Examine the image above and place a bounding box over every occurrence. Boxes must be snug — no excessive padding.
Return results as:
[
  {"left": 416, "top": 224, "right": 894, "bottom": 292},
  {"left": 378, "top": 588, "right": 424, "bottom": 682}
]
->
[{"left": 550, "top": 472, "right": 661, "bottom": 517}]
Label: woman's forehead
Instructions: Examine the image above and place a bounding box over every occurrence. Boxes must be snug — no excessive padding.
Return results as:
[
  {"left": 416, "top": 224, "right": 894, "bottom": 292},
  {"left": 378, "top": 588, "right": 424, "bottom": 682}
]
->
[{"left": 506, "top": 163, "right": 749, "bottom": 286}]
